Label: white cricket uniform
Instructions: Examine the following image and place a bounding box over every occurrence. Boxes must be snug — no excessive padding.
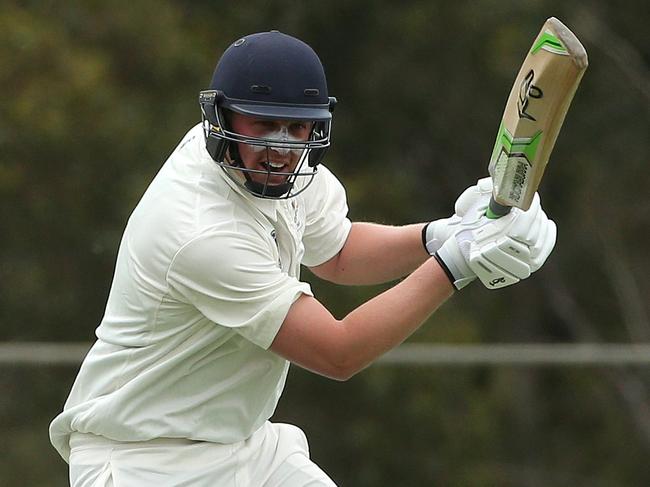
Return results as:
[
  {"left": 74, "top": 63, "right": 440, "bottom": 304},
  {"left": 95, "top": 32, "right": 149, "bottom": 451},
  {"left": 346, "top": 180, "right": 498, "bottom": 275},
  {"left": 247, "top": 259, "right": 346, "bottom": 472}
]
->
[{"left": 49, "top": 124, "right": 351, "bottom": 486}]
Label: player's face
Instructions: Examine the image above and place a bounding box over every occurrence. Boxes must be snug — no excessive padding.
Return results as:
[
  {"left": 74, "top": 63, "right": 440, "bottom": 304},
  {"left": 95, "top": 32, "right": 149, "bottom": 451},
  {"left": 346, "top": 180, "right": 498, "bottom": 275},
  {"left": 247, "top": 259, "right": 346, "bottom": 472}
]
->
[{"left": 229, "top": 112, "right": 313, "bottom": 186}]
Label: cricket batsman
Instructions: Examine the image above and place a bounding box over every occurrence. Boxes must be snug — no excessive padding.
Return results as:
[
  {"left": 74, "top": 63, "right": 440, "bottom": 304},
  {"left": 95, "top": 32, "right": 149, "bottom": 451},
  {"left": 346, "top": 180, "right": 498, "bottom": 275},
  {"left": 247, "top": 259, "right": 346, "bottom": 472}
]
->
[{"left": 50, "top": 31, "right": 556, "bottom": 486}]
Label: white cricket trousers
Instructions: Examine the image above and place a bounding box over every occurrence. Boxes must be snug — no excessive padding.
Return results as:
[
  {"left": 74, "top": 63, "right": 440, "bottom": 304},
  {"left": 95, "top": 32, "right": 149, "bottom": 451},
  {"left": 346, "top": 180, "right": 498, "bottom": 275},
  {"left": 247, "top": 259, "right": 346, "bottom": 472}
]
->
[{"left": 68, "top": 422, "right": 337, "bottom": 486}]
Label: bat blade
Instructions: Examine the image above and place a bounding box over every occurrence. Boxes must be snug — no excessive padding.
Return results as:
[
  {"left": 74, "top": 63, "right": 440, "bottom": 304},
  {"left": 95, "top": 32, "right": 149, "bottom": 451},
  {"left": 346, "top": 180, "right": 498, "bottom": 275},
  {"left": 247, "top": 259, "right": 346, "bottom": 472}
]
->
[{"left": 487, "top": 17, "right": 588, "bottom": 217}]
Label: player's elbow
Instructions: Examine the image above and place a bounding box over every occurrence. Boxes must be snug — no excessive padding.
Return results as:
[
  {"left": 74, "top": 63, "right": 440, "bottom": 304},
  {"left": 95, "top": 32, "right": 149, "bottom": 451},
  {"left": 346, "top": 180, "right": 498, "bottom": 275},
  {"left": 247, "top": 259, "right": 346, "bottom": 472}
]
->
[
  {"left": 321, "top": 361, "right": 358, "bottom": 382},
  {"left": 271, "top": 304, "right": 368, "bottom": 381},
  {"left": 292, "top": 349, "right": 356, "bottom": 381},
  {"left": 327, "top": 358, "right": 359, "bottom": 381},
  {"left": 321, "top": 338, "right": 368, "bottom": 381}
]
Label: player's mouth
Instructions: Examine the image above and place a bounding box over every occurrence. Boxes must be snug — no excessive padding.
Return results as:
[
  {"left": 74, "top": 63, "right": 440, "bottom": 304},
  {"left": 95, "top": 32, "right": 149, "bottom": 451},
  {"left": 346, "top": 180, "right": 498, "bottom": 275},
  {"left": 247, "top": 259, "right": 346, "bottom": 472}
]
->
[
  {"left": 260, "top": 161, "right": 289, "bottom": 173},
  {"left": 261, "top": 161, "right": 288, "bottom": 172}
]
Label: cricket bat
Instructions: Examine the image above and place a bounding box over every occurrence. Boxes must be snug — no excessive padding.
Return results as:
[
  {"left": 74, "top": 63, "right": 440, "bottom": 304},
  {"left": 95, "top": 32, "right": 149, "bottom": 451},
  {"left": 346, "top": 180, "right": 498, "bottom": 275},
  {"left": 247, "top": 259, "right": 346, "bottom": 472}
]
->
[{"left": 486, "top": 17, "right": 588, "bottom": 218}]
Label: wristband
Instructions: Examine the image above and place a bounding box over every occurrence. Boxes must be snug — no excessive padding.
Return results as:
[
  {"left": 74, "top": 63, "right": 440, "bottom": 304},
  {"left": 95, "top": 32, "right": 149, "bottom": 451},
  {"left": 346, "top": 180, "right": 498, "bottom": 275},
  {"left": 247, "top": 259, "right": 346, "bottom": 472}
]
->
[
  {"left": 433, "top": 253, "right": 456, "bottom": 289},
  {"left": 421, "top": 223, "right": 431, "bottom": 253}
]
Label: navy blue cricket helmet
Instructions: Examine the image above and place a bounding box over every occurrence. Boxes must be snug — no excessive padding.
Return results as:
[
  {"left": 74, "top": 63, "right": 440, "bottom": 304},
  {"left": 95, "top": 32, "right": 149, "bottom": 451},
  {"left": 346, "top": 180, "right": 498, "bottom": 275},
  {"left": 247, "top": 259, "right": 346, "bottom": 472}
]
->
[{"left": 199, "top": 31, "right": 337, "bottom": 199}]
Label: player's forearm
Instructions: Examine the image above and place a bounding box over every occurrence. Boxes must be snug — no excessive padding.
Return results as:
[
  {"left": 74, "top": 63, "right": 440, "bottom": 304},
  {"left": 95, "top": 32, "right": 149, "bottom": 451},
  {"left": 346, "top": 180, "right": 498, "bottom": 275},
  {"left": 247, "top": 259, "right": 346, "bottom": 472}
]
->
[
  {"left": 333, "top": 258, "right": 454, "bottom": 378},
  {"left": 314, "top": 222, "right": 429, "bottom": 285}
]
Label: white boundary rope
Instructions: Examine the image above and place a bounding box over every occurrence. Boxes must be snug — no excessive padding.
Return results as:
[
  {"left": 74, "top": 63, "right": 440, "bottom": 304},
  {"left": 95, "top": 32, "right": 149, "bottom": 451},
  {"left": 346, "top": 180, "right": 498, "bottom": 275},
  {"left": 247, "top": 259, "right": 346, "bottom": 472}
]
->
[{"left": 2, "top": 342, "right": 650, "bottom": 366}]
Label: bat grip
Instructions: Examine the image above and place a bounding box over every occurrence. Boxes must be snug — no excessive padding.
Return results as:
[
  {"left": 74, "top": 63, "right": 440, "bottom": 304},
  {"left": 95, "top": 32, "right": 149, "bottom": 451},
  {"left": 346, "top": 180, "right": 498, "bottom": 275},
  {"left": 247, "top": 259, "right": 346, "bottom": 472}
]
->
[{"left": 486, "top": 197, "right": 512, "bottom": 219}]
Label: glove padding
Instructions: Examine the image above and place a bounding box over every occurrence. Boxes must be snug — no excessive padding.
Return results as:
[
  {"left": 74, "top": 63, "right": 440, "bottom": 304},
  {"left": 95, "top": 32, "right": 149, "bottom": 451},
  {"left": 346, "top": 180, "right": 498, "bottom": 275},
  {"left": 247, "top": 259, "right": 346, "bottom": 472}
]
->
[
  {"left": 435, "top": 193, "right": 557, "bottom": 290},
  {"left": 423, "top": 177, "right": 493, "bottom": 255}
]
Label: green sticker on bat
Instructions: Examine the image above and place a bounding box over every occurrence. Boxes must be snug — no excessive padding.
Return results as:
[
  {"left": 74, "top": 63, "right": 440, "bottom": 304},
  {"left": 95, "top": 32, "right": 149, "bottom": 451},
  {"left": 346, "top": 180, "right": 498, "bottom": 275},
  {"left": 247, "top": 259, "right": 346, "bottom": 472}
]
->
[{"left": 531, "top": 31, "right": 567, "bottom": 55}]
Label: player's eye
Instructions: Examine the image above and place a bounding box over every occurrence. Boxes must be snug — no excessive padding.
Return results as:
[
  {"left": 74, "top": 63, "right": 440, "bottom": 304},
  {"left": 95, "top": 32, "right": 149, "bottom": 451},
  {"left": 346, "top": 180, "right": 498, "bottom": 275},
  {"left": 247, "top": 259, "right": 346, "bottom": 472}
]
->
[
  {"left": 256, "top": 121, "right": 277, "bottom": 130},
  {"left": 289, "top": 122, "right": 311, "bottom": 136}
]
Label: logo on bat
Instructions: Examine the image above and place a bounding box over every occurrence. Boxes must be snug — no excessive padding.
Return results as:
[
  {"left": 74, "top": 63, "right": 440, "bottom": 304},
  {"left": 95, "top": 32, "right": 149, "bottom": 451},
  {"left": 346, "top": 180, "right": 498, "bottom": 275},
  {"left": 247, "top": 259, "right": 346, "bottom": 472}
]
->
[{"left": 517, "top": 69, "right": 543, "bottom": 121}]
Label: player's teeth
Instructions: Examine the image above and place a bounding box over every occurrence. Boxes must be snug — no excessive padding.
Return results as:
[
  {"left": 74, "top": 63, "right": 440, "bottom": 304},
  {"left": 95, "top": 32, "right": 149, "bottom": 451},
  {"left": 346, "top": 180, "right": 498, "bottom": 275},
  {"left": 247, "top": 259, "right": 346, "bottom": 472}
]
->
[{"left": 269, "top": 162, "right": 284, "bottom": 168}]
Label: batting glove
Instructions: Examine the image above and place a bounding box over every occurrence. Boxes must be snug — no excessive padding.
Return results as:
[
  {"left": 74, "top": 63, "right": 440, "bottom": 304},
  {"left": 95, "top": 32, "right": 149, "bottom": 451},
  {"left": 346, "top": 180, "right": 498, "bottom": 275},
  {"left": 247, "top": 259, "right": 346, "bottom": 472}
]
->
[
  {"left": 434, "top": 193, "right": 557, "bottom": 290},
  {"left": 422, "top": 177, "right": 493, "bottom": 255}
]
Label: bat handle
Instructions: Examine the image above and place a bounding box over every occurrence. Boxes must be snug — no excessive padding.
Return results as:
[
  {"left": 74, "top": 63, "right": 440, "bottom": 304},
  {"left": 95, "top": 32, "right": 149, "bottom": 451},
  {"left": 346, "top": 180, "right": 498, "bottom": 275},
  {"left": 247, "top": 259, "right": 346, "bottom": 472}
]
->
[{"left": 486, "top": 196, "right": 511, "bottom": 219}]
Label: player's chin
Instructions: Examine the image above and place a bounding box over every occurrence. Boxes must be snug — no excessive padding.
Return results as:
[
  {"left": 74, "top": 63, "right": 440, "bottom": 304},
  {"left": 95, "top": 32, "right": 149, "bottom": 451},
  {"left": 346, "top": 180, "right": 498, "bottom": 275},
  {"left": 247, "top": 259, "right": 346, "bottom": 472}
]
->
[{"left": 263, "top": 175, "right": 290, "bottom": 185}]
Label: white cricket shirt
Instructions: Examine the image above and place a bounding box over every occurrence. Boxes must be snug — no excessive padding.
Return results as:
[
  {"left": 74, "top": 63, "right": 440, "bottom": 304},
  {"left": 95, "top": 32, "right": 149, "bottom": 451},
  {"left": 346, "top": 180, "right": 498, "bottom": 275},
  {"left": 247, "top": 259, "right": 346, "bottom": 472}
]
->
[{"left": 49, "top": 124, "right": 352, "bottom": 461}]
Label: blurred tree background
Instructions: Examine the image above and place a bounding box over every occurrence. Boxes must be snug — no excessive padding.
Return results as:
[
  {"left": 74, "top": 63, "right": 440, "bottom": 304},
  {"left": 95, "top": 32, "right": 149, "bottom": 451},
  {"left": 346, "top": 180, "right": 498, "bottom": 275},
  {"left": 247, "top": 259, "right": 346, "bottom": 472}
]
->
[{"left": 1, "top": 0, "right": 648, "bottom": 485}]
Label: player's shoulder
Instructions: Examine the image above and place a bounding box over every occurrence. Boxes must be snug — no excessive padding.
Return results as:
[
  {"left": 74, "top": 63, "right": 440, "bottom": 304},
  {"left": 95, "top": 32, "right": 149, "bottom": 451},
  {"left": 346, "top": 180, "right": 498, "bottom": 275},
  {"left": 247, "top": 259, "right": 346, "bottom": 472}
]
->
[
  {"left": 312, "top": 163, "right": 339, "bottom": 186},
  {"left": 298, "top": 163, "right": 348, "bottom": 210},
  {"left": 299, "top": 163, "right": 337, "bottom": 197},
  {"left": 172, "top": 123, "right": 205, "bottom": 157}
]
